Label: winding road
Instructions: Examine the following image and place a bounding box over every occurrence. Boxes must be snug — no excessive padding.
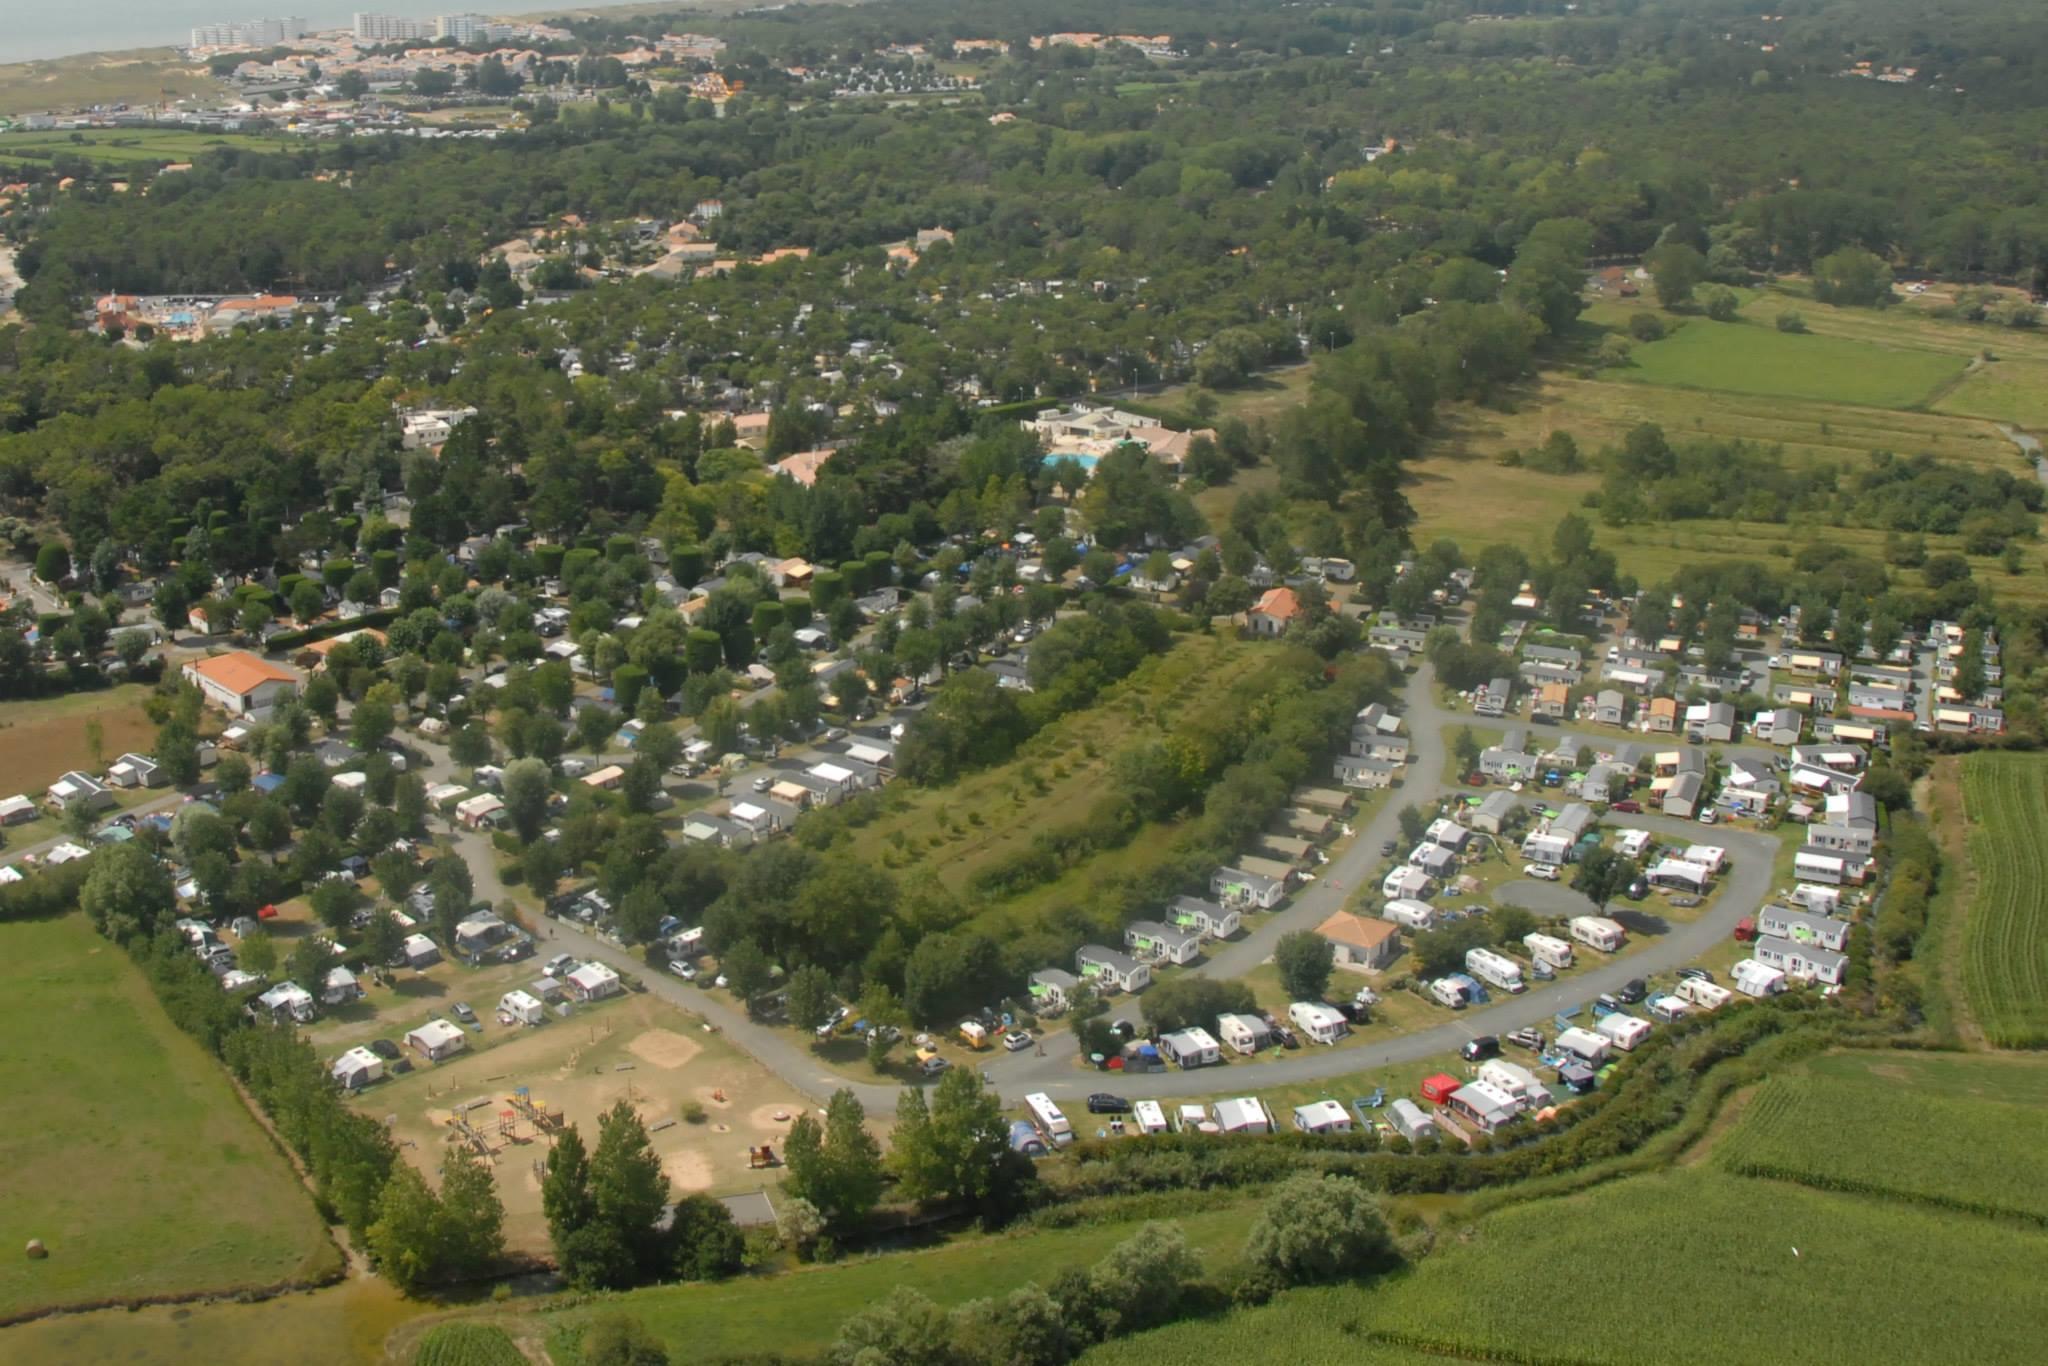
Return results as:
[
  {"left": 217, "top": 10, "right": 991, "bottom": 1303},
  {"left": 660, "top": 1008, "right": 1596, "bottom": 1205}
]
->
[{"left": 413, "top": 658, "right": 1781, "bottom": 1114}]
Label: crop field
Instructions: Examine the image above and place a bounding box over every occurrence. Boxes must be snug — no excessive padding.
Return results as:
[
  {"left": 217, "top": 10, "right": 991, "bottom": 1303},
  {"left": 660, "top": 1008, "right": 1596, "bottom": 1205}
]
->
[
  {"left": 846, "top": 634, "right": 1268, "bottom": 897},
  {"left": 1715, "top": 1052, "right": 2048, "bottom": 1221},
  {"left": 0, "top": 915, "right": 338, "bottom": 1319},
  {"left": 1131, "top": 1168, "right": 2045, "bottom": 1365},
  {"left": 1959, "top": 753, "right": 2048, "bottom": 1048},
  {"left": 412, "top": 1322, "right": 527, "bottom": 1366},
  {"left": 0, "top": 683, "right": 161, "bottom": 794}
]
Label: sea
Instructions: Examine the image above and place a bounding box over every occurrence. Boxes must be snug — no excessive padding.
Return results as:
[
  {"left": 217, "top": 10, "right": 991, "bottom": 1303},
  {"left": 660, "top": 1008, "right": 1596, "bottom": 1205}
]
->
[{"left": 2, "top": 3, "right": 469, "bottom": 64}]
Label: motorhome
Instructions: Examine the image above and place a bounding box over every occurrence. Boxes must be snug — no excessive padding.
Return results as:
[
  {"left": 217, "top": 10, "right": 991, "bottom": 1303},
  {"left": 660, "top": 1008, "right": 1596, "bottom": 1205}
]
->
[
  {"left": 1025, "top": 1092, "right": 1074, "bottom": 1147},
  {"left": 1523, "top": 932, "right": 1574, "bottom": 969},
  {"left": 1568, "top": 915, "right": 1627, "bottom": 953},
  {"left": 1464, "top": 947, "right": 1526, "bottom": 994}
]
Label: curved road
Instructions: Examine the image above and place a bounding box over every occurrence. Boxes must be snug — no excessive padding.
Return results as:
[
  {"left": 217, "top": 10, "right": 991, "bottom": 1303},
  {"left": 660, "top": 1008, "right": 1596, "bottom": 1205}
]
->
[{"left": 417, "top": 661, "right": 1782, "bottom": 1113}]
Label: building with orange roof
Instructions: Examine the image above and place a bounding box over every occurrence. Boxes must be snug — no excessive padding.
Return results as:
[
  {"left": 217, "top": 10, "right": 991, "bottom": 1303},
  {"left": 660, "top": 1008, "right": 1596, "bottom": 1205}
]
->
[
  {"left": 1248, "top": 586, "right": 1306, "bottom": 637},
  {"left": 774, "top": 449, "right": 835, "bottom": 487},
  {"left": 1315, "top": 910, "right": 1400, "bottom": 970},
  {"left": 183, "top": 651, "right": 299, "bottom": 720}
]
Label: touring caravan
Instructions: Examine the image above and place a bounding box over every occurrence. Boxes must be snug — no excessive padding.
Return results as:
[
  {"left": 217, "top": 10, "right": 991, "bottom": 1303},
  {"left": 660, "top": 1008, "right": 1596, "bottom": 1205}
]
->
[
  {"left": 1524, "top": 933, "right": 1574, "bottom": 969},
  {"left": 1568, "top": 916, "right": 1627, "bottom": 953},
  {"left": 1596, "top": 1013, "right": 1652, "bottom": 1052},
  {"left": 1553, "top": 1026, "right": 1611, "bottom": 1066},
  {"left": 1025, "top": 1092, "right": 1074, "bottom": 1147},
  {"left": 1464, "top": 947, "right": 1526, "bottom": 994},
  {"left": 1675, "top": 977, "right": 1734, "bottom": 1011}
]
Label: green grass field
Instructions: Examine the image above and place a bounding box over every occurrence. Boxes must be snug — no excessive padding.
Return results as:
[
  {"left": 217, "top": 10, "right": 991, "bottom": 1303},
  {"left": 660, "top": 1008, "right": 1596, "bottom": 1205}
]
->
[
  {"left": 0, "top": 52, "right": 224, "bottom": 119},
  {"left": 1937, "top": 357, "right": 2048, "bottom": 431},
  {"left": 1959, "top": 754, "right": 2048, "bottom": 1048},
  {"left": 527, "top": 1200, "right": 1262, "bottom": 1362},
  {"left": 0, "top": 128, "right": 291, "bottom": 169},
  {"left": 1089, "top": 1168, "right": 2048, "bottom": 1365},
  {"left": 1716, "top": 1051, "right": 2048, "bottom": 1221},
  {"left": 1615, "top": 315, "right": 1968, "bottom": 409},
  {"left": 0, "top": 915, "right": 339, "bottom": 1318}
]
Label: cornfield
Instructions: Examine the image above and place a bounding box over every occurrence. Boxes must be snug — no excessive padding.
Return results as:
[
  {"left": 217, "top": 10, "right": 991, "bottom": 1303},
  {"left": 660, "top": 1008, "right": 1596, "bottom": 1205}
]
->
[
  {"left": 413, "top": 1323, "right": 526, "bottom": 1366},
  {"left": 1717, "top": 1072, "right": 2048, "bottom": 1223},
  {"left": 1960, "top": 755, "right": 2048, "bottom": 1048},
  {"left": 1359, "top": 1170, "right": 2046, "bottom": 1363}
]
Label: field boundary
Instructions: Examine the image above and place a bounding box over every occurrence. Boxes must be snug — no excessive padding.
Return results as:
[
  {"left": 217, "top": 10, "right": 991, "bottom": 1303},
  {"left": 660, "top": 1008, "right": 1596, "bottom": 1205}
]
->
[{"left": 1924, "top": 757, "right": 1982, "bottom": 1048}]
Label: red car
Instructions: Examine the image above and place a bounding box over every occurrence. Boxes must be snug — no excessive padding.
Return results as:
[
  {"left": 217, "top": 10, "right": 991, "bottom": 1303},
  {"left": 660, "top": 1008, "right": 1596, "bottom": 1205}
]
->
[{"left": 1610, "top": 800, "right": 1642, "bottom": 813}]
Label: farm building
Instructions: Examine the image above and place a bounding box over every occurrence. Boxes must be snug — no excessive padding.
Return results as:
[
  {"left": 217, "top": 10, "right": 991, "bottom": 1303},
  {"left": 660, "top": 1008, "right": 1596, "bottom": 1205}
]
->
[
  {"left": 331, "top": 1046, "right": 384, "bottom": 1090},
  {"left": 1215, "top": 1012, "right": 1272, "bottom": 1055},
  {"left": 566, "top": 962, "right": 623, "bottom": 1001},
  {"left": 406, "top": 1019, "right": 469, "bottom": 1062},
  {"left": 1159, "top": 1027, "right": 1222, "bottom": 1069},
  {"left": 1292, "top": 1100, "right": 1353, "bottom": 1135},
  {"left": 1316, "top": 910, "right": 1400, "bottom": 969}
]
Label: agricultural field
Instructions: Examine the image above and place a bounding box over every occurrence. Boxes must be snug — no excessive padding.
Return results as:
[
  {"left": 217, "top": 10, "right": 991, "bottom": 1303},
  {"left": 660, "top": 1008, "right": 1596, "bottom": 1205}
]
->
[
  {"left": 0, "top": 53, "right": 224, "bottom": 119},
  {"left": 0, "top": 683, "right": 161, "bottom": 792},
  {"left": 1091, "top": 1168, "right": 2047, "bottom": 1365},
  {"left": 411, "top": 1322, "right": 527, "bottom": 1366},
  {"left": 1715, "top": 1051, "right": 2048, "bottom": 1221},
  {"left": 0, "top": 128, "right": 286, "bottom": 168},
  {"left": 1958, "top": 753, "right": 2048, "bottom": 1048},
  {"left": 845, "top": 634, "right": 1269, "bottom": 903},
  {"left": 0, "top": 915, "right": 338, "bottom": 1319},
  {"left": 1934, "top": 357, "right": 2048, "bottom": 431},
  {"left": 349, "top": 991, "right": 812, "bottom": 1254}
]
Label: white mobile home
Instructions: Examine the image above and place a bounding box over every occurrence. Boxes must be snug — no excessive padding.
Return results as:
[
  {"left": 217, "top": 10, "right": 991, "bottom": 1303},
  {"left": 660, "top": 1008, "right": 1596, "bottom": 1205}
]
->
[
  {"left": 1447, "top": 1081, "right": 1521, "bottom": 1132},
  {"left": 499, "top": 989, "right": 546, "bottom": 1025},
  {"left": 1568, "top": 916, "right": 1627, "bottom": 953},
  {"left": 1159, "top": 1027, "right": 1223, "bottom": 1069},
  {"left": 1132, "top": 1100, "right": 1170, "bottom": 1135},
  {"left": 1595, "top": 1013, "right": 1652, "bottom": 1051},
  {"left": 1076, "top": 944, "right": 1152, "bottom": 994},
  {"left": 1753, "top": 936, "right": 1848, "bottom": 986},
  {"left": 1523, "top": 933, "right": 1574, "bottom": 969},
  {"left": 1292, "top": 1100, "right": 1354, "bottom": 1135},
  {"left": 1553, "top": 1026, "right": 1611, "bottom": 1066},
  {"left": 1383, "top": 898, "right": 1437, "bottom": 932},
  {"left": 1125, "top": 919, "right": 1203, "bottom": 966},
  {"left": 1478, "top": 1059, "right": 1553, "bottom": 1108},
  {"left": 1166, "top": 895, "right": 1242, "bottom": 941},
  {"left": 1676, "top": 978, "right": 1733, "bottom": 1010},
  {"left": 1289, "top": 1001, "right": 1350, "bottom": 1045}
]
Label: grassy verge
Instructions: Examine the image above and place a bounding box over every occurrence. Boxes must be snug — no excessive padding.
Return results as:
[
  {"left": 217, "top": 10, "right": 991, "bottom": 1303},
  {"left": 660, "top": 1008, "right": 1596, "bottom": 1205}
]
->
[{"left": 0, "top": 915, "right": 338, "bottom": 1319}]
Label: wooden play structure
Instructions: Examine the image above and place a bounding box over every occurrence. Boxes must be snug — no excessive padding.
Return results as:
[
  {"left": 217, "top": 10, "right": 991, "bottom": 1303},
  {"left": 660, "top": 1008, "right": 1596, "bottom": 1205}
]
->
[
  {"left": 507, "top": 1085, "right": 563, "bottom": 1134},
  {"left": 748, "top": 1144, "right": 779, "bottom": 1169}
]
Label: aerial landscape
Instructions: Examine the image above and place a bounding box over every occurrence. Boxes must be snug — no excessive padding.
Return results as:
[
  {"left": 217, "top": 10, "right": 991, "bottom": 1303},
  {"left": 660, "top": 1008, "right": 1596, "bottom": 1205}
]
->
[{"left": 2, "top": 0, "right": 2047, "bottom": 1362}]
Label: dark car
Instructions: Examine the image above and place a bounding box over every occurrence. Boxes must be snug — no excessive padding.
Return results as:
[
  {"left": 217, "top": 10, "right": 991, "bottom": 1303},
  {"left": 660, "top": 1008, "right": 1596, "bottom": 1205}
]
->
[
  {"left": 1273, "top": 1024, "right": 1301, "bottom": 1049},
  {"left": 1380, "top": 839, "right": 1398, "bottom": 857},
  {"left": 1460, "top": 1035, "right": 1501, "bottom": 1063},
  {"left": 1617, "top": 978, "right": 1648, "bottom": 1004},
  {"left": 1086, "top": 1093, "right": 1132, "bottom": 1115},
  {"left": 1110, "top": 1019, "right": 1135, "bottom": 1041},
  {"left": 1611, "top": 800, "right": 1643, "bottom": 814},
  {"left": 1677, "top": 967, "right": 1715, "bottom": 984},
  {"left": 368, "top": 1038, "right": 401, "bottom": 1061},
  {"left": 1626, "top": 878, "right": 1649, "bottom": 900}
]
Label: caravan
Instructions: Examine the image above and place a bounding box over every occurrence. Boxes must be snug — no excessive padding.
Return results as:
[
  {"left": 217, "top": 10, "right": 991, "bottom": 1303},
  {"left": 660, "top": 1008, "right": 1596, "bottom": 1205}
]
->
[
  {"left": 1025, "top": 1093, "right": 1075, "bottom": 1147},
  {"left": 1523, "top": 933, "right": 1574, "bottom": 970},
  {"left": 1464, "top": 947, "right": 1526, "bottom": 994},
  {"left": 1569, "top": 915, "right": 1627, "bottom": 953}
]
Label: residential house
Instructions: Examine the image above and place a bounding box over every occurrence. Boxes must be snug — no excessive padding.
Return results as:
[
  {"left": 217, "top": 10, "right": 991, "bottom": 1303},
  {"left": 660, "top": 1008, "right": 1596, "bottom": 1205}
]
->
[
  {"left": 1474, "top": 677, "right": 1513, "bottom": 718},
  {"left": 1469, "top": 790, "right": 1519, "bottom": 834},
  {"left": 1348, "top": 731, "right": 1410, "bottom": 764},
  {"left": 1686, "top": 702, "right": 1736, "bottom": 743},
  {"left": 1753, "top": 935, "right": 1848, "bottom": 985},
  {"left": 1751, "top": 708, "right": 1803, "bottom": 746},
  {"left": 1531, "top": 682, "right": 1571, "bottom": 720},
  {"left": 1807, "top": 822, "right": 1876, "bottom": 857},
  {"left": 1334, "top": 754, "right": 1396, "bottom": 790},
  {"left": 1581, "top": 762, "right": 1624, "bottom": 804},
  {"left": 1662, "top": 771, "right": 1705, "bottom": 819},
  {"left": 1354, "top": 702, "right": 1402, "bottom": 735},
  {"left": 1644, "top": 697, "right": 1679, "bottom": 733},
  {"left": 1825, "top": 790, "right": 1879, "bottom": 830},
  {"left": 1604, "top": 664, "right": 1661, "bottom": 693},
  {"left": 1246, "top": 586, "right": 1306, "bottom": 637},
  {"left": 1367, "top": 621, "right": 1429, "bottom": 656},
  {"left": 1125, "top": 919, "right": 1203, "bottom": 966},
  {"left": 1793, "top": 847, "right": 1866, "bottom": 886},
  {"left": 46, "top": 770, "right": 113, "bottom": 813},
  {"left": 1935, "top": 704, "right": 2006, "bottom": 735},
  {"left": 104, "top": 752, "right": 164, "bottom": 788},
  {"left": 1784, "top": 648, "right": 1843, "bottom": 677},
  {"left": 1812, "top": 716, "right": 1885, "bottom": 745},
  {"left": 1678, "top": 664, "right": 1747, "bottom": 696},
  {"left": 1165, "top": 895, "right": 1242, "bottom": 941},
  {"left": 1757, "top": 906, "right": 1851, "bottom": 951},
  {"left": 1592, "top": 690, "right": 1627, "bottom": 726},
  {"left": 1211, "top": 866, "right": 1287, "bottom": 910},
  {"left": 1315, "top": 910, "right": 1399, "bottom": 970},
  {"left": 182, "top": 651, "right": 298, "bottom": 720},
  {"left": 1075, "top": 944, "right": 1151, "bottom": 994},
  {"left": 1479, "top": 746, "right": 1542, "bottom": 781},
  {"left": 1028, "top": 968, "right": 1080, "bottom": 1014}
]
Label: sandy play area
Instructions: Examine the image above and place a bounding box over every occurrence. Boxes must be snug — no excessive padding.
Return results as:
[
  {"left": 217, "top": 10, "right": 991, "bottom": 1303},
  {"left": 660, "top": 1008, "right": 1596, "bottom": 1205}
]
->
[{"left": 355, "top": 995, "right": 812, "bottom": 1251}]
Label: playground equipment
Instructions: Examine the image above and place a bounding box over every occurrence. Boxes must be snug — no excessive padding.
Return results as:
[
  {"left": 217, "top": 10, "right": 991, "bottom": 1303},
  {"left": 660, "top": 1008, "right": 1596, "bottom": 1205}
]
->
[
  {"left": 507, "top": 1086, "right": 563, "bottom": 1133},
  {"left": 748, "top": 1144, "right": 779, "bottom": 1169},
  {"left": 447, "top": 1110, "right": 499, "bottom": 1159}
]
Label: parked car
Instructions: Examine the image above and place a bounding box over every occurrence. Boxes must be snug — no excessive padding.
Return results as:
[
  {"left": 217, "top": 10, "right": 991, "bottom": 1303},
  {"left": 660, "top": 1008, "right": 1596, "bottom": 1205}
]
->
[
  {"left": 1110, "top": 1019, "right": 1135, "bottom": 1040},
  {"left": 1461, "top": 1035, "right": 1501, "bottom": 1062},
  {"left": 1697, "top": 808, "right": 1718, "bottom": 825},
  {"left": 752, "top": 775, "right": 773, "bottom": 792},
  {"left": 1523, "top": 862, "right": 1560, "bottom": 881},
  {"left": 451, "top": 1002, "right": 477, "bottom": 1024},
  {"left": 1626, "top": 878, "right": 1649, "bottom": 900},
  {"left": 1677, "top": 967, "right": 1715, "bottom": 984},
  {"left": 1380, "top": 839, "right": 1398, "bottom": 857},
  {"left": 1086, "top": 1093, "right": 1132, "bottom": 1114},
  {"left": 1505, "top": 1027, "right": 1546, "bottom": 1052},
  {"left": 1617, "top": 978, "right": 1648, "bottom": 1004},
  {"left": 1611, "top": 800, "right": 1643, "bottom": 814},
  {"left": 544, "top": 954, "right": 577, "bottom": 978},
  {"left": 919, "top": 1055, "right": 951, "bottom": 1076},
  {"left": 668, "top": 959, "right": 698, "bottom": 980},
  {"left": 369, "top": 1038, "right": 401, "bottom": 1060},
  {"left": 1002, "top": 1030, "right": 1034, "bottom": 1052}
]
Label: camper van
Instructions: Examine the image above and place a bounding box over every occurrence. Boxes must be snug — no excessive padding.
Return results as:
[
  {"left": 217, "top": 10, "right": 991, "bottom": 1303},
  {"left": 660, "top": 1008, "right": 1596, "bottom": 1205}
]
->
[
  {"left": 1382, "top": 898, "right": 1436, "bottom": 932},
  {"left": 1429, "top": 977, "right": 1472, "bottom": 1009},
  {"left": 1131, "top": 1100, "right": 1170, "bottom": 1136},
  {"left": 1523, "top": 932, "right": 1574, "bottom": 969},
  {"left": 1568, "top": 915, "right": 1627, "bottom": 953},
  {"left": 1464, "top": 947, "right": 1526, "bottom": 994},
  {"left": 1025, "top": 1092, "right": 1074, "bottom": 1147},
  {"left": 1676, "top": 977, "right": 1734, "bottom": 1010},
  {"left": 1648, "top": 994, "right": 1692, "bottom": 1023}
]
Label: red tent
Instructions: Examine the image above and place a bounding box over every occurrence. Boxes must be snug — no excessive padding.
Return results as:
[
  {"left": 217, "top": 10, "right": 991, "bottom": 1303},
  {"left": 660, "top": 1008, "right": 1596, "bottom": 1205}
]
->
[
  {"left": 1420, "top": 1073, "right": 1461, "bottom": 1105},
  {"left": 257, "top": 903, "right": 280, "bottom": 920}
]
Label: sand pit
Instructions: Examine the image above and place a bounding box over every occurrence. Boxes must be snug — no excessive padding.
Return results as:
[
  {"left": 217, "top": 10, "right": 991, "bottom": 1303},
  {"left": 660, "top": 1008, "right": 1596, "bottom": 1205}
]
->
[
  {"left": 663, "top": 1149, "right": 716, "bottom": 1191},
  {"left": 694, "top": 1085, "right": 736, "bottom": 1109},
  {"left": 749, "top": 1105, "right": 799, "bottom": 1132},
  {"left": 627, "top": 1028, "right": 704, "bottom": 1070}
]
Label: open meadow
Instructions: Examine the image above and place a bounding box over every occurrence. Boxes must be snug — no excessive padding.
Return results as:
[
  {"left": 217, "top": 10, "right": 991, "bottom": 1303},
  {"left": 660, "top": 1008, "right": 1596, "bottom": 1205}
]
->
[
  {"left": 0, "top": 53, "right": 224, "bottom": 120},
  {"left": 1957, "top": 753, "right": 2048, "bottom": 1048},
  {"left": 0, "top": 128, "right": 292, "bottom": 168},
  {"left": 351, "top": 991, "right": 813, "bottom": 1254},
  {"left": 0, "top": 683, "right": 160, "bottom": 792},
  {"left": 0, "top": 915, "right": 338, "bottom": 1320}
]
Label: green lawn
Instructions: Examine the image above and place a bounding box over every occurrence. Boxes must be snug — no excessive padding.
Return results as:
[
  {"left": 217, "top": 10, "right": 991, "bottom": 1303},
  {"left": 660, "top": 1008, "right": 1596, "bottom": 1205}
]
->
[
  {"left": 1935, "top": 357, "right": 2048, "bottom": 431},
  {"left": 530, "top": 1200, "right": 1262, "bottom": 1361},
  {"left": 0, "top": 128, "right": 288, "bottom": 168},
  {"left": 1958, "top": 754, "right": 2048, "bottom": 1047},
  {"left": 0, "top": 915, "right": 339, "bottom": 1317},
  {"left": 1613, "top": 315, "right": 1968, "bottom": 409}
]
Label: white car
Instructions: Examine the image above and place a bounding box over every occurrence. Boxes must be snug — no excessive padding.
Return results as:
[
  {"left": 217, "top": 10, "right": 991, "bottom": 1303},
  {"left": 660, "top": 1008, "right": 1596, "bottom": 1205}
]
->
[
  {"left": 1522, "top": 863, "right": 1560, "bottom": 881},
  {"left": 1002, "top": 1030, "right": 1033, "bottom": 1051},
  {"left": 668, "top": 960, "right": 698, "bottom": 981}
]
